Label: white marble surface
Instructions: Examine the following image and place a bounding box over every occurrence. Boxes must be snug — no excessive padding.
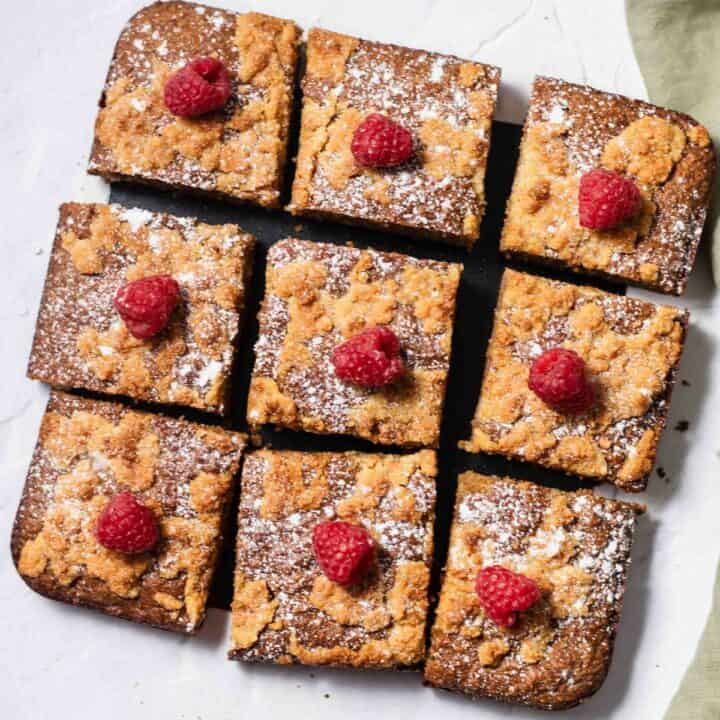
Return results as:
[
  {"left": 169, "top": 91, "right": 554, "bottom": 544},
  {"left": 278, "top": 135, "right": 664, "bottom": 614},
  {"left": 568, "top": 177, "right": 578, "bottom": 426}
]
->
[{"left": 1, "top": 1, "right": 718, "bottom": 718}]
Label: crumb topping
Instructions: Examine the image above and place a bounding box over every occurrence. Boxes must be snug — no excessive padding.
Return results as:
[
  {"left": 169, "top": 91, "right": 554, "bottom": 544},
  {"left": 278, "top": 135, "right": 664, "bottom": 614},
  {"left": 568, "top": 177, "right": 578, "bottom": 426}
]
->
[
  {"left": 89, "top": 2, "right": 300, "bottom": 208},
  {"left": 461, "top": 270, "right": 687, "bottom": 491},
  {"left": 229, "top": 449, "right": 436, "bottom": 667},
  {"left": 501, "top": 76, "right": 716, "bottom": 294},
  {"left": 247, "top": 238, "right": 462, "bottom": 447},
  {"left": 14, "top": 392, "right": 245, "bottom": 632},
  {"left": 28, "top": 203, "right": 254, "bottom": 414},
  {"left": 289, "top": 28, "right": 500, "bottom": 246},
  {"left": 425, "top": 472, "right": 643, "bottom": 709}
]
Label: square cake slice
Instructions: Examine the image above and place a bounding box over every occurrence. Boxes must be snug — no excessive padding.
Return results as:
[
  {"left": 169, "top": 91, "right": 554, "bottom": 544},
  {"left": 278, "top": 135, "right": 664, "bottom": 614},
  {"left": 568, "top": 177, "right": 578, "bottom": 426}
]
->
[
  {"left": 229, "top": 449, "right": 436, "bottom": 668},
  {"left": 246, "top": 238, "right": 462, "bottom": 448},
  {"left": 425, "top": 472, "right": 644, "bottom": 710},
  {"left": 28, "top": 202, "right": 255, "bottom": 415},
  {"left": 11, "top": 391, "right": 246, "bottom": 633},
  {"left": 289, "top": 28, "right": 500, "bottom": 248},
  {"left": 500, "top": 76, "right": 716, "bottom": 294},
  {"left": 88, "top": 1, "right": 300, "bottom": 208},
  {"left": 460, "top": 269, "right": 687, "bottom": 492}
]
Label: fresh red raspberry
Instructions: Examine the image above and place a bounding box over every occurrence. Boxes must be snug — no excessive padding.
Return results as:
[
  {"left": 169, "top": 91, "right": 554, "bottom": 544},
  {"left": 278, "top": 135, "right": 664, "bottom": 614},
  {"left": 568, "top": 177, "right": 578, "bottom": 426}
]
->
[
  {"left": 578, "top": 169, "right": 642, "bottom": 230},
  {"left": 351, "top": 114, "right": 414, "bottom": 168},
  {"left": 528, "top": 347, "right": 595, "bottom": 414},
  {"left": 164, "top": 57, "right": 232, "bottom": 117},
  {"left": 312, "top": 521, "right": 374, "bottom": 586},
  {"left": 476, "top": 566, "right": 541, "bottom": 627},
  {"left": 114, "top": 274, "right": 180, "bottom": 340},
  {"left": 94, "top": 492, "right": 159, "bottom": 554},
  {"left": 331, "top": 326, "right": 405, "bottom": 388}
]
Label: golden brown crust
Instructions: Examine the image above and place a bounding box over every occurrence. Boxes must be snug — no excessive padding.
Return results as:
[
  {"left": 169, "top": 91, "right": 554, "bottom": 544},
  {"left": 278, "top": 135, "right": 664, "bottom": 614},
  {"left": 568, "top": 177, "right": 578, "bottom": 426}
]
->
[
  {"left": 229, "top": 449, "right": 436, "bottom": 668},
  {"left": 246, "top": 238, "right": 462, "bottom": 448},
  {"left": 11, "top": 391, "right": 246, "bottom": 633},
  {"left": 424, "top": 472, "right": 643, "bottom": 710},
  {"left": 27, "top": 202, "right": 254, "bottom": 415},
  {"left": 88, "top": 1, "right": 300, "bottom": 208},
  {"left": 501, "top": 76, "right": 716, "bottom": 295},
  {"left": 289, "top": 28, "right": 500, "bottom": 247},
  {"left": 460, "top": 269, "right": 687, "bottom": 491}
]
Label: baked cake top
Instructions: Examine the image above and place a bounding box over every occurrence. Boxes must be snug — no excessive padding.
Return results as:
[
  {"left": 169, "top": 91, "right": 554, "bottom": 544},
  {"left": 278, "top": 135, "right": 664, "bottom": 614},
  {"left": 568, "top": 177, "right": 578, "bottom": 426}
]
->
[
  {"left": 28, "top": 202, "right": 254, "bottom": 414},
  {"left": 461, "top": 269, "right": 687, "bottom": 491},
  {"left": 89, "top": 1, "right": 300, "bottom": 207},
  {"left": 12, "top": 391, "right": 246, "bottom": 633},
  {"left": 501, "top": 76, "right": 716, "bottom": 294},
  {"left": 425, "top": 472, "right": 643, "bottom": 710},
  {"left": 230, "top": 449, "right": 436, "bottom": 667},
  {"left": 290, "top": 28, "right": 501, "bottom": 245},
  {"left": 247, "top": 238, "right": 463, "bottom": 447}
]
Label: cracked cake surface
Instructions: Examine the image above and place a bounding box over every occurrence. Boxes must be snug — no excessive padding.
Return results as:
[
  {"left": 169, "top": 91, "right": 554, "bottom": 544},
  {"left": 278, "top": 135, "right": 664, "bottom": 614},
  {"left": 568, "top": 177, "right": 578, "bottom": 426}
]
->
[
  {"left": 88, "top": 1, "right": 300, "bottom": 208},
  {"left": 229, "top": 448, "right": 436, "bottom": 668},
  {"left": 500, "top": 76, "right": 716, "bottom": 294},
  {"left": 460, "top": 269, "right": 687, "bottom": 491},
  {"left": 289, "top": 28, "right": 500, "bottom": 247},
  {"left": 27, "top": 202, "right": 255, "bottom": 415},
  {"left": 11, "top": 391, "right": 246, "bottom": 633},
  {"left": 246, "top": 238, "right": 462, "bottom": 447},
  {"left": 425, "top": 472, "right": 644, "bottom": 710}
]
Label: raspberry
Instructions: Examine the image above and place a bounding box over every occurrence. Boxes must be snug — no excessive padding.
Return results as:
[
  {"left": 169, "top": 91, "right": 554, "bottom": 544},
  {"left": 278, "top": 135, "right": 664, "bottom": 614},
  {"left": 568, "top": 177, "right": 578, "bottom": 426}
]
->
[
  {"left": 114, "top": 274, "right": 180, "bottom": 340},
  {"left": 476, "top": 566, "right": 540, "bottom": 627},
  {"left": 578, "top": 169, "right": 641, "bottom": 230},
  {"left": 94, "top": 492, "right": 159, "bottom": 554},
  {"left": 312, "top": 521, "right": 374, "bottom": 586},
  {"left": 164, "top": 57, "right": 232, "bottom": 117},
  {"left": 331, "top": 326, "right": 405, "bottom": 388},
  {"left": 351, "top": 114, "right": 414, "bottom": 168},
  {"left": 529, "top": 347, "right": 595, "bottom": 414}
]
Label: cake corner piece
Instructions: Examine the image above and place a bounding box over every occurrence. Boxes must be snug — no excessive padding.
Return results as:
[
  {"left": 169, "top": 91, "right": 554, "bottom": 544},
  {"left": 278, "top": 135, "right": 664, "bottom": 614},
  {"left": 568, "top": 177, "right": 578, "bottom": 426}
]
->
[
  {"left": 500, "top": 74, "right": 715, "bottom": 295},
  {"left": 12, "top": 390, "right": 247, "bottom": 633},
  {"left": 88, "top": 0, "right": 301, "bottom": 208},
  {"left": 424, "top": 471, "right": 644, "bottom": 710}
]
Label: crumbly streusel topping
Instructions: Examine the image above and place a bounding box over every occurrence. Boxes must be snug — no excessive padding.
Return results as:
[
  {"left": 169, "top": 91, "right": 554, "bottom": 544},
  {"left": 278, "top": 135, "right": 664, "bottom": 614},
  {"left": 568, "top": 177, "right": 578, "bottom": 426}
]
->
[
  {"left": 27, "top": 202, "right": 254, "bottom": 414},
  {"left": 229, "top": 449, "right": 436, "bottom": 667},
  {"left": 289, "top": 29, "right": 500, "bottom": 246},
  {"left": 460, "top": 269, "right": 687, "bottom": 491},
  {"left": 425, "top": 472, "right": 643, "bottom": 709},
  {"left": 14, "top": 391, "right": 245, "bottom": 632},
  {"left": 88, "top": 2, "right": 300, "bottom": 208},
  {"left": 501, "top": 76, "right": 715, "bottom": 294},
  {"left": 246, "top": 238, "right": 462, "bottom": 447}
]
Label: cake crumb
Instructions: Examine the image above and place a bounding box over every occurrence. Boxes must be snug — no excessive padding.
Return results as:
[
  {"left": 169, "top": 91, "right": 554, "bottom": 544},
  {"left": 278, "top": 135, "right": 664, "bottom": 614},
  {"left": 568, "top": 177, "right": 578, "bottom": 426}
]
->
[{"left": 674, "top": 420, "right": 690, "bottom": 432}]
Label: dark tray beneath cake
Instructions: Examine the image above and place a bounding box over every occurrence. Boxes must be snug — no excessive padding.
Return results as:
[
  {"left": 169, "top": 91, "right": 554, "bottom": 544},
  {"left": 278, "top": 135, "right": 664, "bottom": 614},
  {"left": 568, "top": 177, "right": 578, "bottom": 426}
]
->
[{"left": 109, "top": 120, "right": 623, "bottom": 611}]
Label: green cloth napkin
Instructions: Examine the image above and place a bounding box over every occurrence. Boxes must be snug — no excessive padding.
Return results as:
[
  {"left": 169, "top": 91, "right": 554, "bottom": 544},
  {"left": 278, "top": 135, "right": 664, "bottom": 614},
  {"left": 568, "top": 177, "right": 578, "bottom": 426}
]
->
[
  {"left": 627, "top": 4, "right": 720, "bottom": 716},
  {"left": 627, "top": 0, "right": 720, "bottom": 286}
]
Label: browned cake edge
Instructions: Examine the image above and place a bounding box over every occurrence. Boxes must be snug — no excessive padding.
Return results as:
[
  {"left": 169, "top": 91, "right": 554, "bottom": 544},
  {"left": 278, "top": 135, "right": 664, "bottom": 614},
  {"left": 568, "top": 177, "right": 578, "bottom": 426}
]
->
[{"left": 289, "top": 205, "right": 477, "bottom": 249}]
